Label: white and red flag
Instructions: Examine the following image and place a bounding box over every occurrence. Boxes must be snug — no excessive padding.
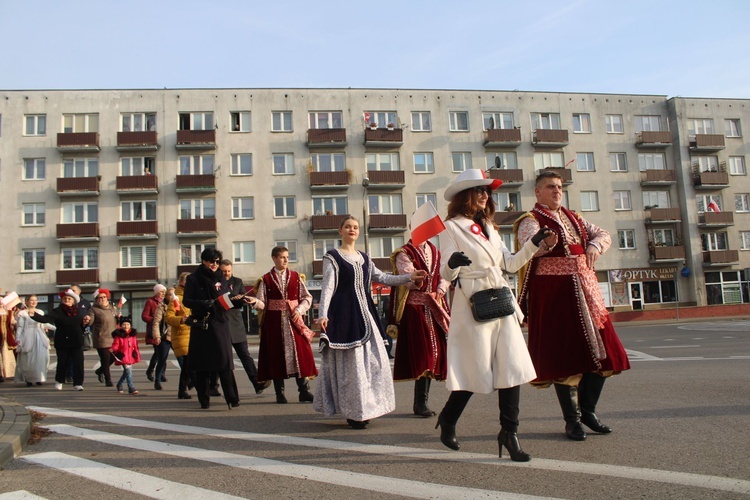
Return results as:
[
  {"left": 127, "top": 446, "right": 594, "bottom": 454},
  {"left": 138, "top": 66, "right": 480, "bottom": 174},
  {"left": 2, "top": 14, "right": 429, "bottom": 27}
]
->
[
  {"left": 172, "top": 293, "right": 181, "bottom": 312},
  {"left": 410, "top": 201, "right": 446, "bottom": 247},
  {"left": 117, "top": 295, "right": 127, "bottom": 308},
  {"left": 707, "top": 201, "right": 721, "bottom": 212},
  {"left": 364, "top": 112, "right": 371, "bottom": 124},
  {"left": 91, "top": 289, "right": 100, "bottom": 300},
  {"left": 217, "top": 292, "right": 234, "bottom": 311}
]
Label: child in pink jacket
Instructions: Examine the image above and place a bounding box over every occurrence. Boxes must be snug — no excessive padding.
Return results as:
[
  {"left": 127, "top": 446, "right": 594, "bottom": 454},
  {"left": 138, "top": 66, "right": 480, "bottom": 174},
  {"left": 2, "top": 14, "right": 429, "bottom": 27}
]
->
[{"left": 110, "top": 316, "right": 141, "bottom": 394}]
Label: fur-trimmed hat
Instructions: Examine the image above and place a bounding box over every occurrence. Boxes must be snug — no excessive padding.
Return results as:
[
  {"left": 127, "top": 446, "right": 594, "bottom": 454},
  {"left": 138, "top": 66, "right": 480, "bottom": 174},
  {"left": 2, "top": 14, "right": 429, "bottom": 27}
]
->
[
  {"left": 153, "top": 284, "right": 167, "bottom": 294},
  {"left": 443, "top": 168, "right": 503, "bottom": 201},
  {"left": 118, "top": 315, "right": 132, "bottom": 325},
  {"left": 59, "top": 288, "right": 80, "bottom": 304}
]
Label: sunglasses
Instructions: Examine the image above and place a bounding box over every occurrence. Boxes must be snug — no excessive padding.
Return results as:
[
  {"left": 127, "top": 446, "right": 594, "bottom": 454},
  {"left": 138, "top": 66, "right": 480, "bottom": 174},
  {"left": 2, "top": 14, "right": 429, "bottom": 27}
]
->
[{"left": 472, "top": 186, "right": 491, "bottom": 195}]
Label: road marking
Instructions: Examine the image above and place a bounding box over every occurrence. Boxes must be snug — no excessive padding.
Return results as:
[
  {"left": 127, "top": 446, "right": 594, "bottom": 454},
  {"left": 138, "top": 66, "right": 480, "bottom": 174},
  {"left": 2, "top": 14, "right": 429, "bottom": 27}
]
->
[
  {"left": 37, "top": 425, "right": 554, "bottom": 500},
  {"left": 625, "top": 349, "right": 661, "bottom": 361},
  {"left": 22, "top": 452, "right": 244, "bottom": 500},
  {"left": 649, "top": 345, "right": 700, "bottom": 349},
  {"left": 0, "top": 492, "right": 47, "bottom": 499},
  {"left": 30, "top": 406, "right": 750, "bottom": 495}
]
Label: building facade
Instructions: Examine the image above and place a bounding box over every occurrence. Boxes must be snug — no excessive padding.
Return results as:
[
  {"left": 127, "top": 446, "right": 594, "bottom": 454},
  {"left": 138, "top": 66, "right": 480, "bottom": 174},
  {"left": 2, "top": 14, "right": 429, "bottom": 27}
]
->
[{"left": 1, "top": 88, "right": 748, "bottom": 322}]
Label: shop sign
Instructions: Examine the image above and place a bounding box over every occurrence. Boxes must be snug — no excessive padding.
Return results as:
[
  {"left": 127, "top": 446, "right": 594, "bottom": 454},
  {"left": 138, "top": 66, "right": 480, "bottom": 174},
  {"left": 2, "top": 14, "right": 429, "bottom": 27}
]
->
[{"left": 609, "top": 267, "right": 676, "bottom": 282}]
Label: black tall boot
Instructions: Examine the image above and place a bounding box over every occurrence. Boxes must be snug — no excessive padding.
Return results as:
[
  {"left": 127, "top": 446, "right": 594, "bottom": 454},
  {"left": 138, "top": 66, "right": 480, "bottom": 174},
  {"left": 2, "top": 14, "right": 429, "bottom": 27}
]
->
[
  {"left": 554, "top": 383, "right": 587, "bottom": 441},
  {"left": 296, "top": 377, "right": 314, "bottom": 403},
  {"left": 435, "top": 391, "right": 472, "bottom": 450},
  {"left": 578, "top": 373, "right": 612, "bottom": 433},
  {"left": 413, "top": 378, "right": 436, "bottom": 417},
  {"left": 498, "top": 386, "right": 530, "bottom": 462},
  {"left": 274, "top": 379, "right": 287, "bottom": 404}
]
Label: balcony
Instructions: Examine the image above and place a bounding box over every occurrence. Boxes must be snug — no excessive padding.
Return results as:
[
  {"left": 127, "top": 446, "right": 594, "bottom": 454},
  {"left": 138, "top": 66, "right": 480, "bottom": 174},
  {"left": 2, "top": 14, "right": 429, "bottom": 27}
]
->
[
  {"left": 306, "top": 128, "right": 347, "bottom": 148},
  {"left": 693, "top": 171, "right": 729, "bottom": 190},
  {"left": 175, "top": 130, "right": 216, "bottom": 150},
  {"left": 364, "top": 128, "right": 403, "bottom": 147},
  {"left": 116, "top": 131, "right": 159, "bottom": 152},
  {"left": 488, "top": 169, "right": 524, "bottom": 187},
  {"left": 117, "top": 220, "right": 159, "bottom": 240},
  {"left": 371, "top": 257, "right": 392, "bottom": 272},
  {"left": 689, "top": 134, "right": 725, "bottom": 152},
  {"left": 312, "top": 260, "right": 324, "bottom": 277},
  {"left": 176, "top": 218, "right": 217, "bottom": 238},
  {"left": 309, "top": 170, "right": 350, "bottom": 191},
  {"left": 116, "top": 267, "right": 159, "bottom": 285},
  {"left": 56, "top": 223, "right": 99, "bottom": 242},
  {"left": 494, "top": 211, "right": 524, "bottom": 228},
  {"left": 645, "top": 208, "right": 681, "bottom": 224},
  {"left": 176, "top": 174, "right": 216, "bottom": 193},
  {"left": 649, "top": 245, "right": 686, "bottom": 263},
  {"left": 640, "top": 170, "right": 677, "bottom": 186},
  {"left": 57, "top": 132, "right": 100, "bottom": 153},
  {"left": 702, "top": 250, "right": 739, "bottom": 266},
  {"left": 116, "top": 175, "right": 159, "bottom": 195},
  {"left": 537, "top": 167, "right": 573, "bottom": 185},
  {"left": 310, "top": 214, "right": 343, "bottom": 233},
  {"left": 365, "top": 170, "right": 405, "bottom": 189},
  {"left": 698, "top": 211, "right": 734, "bottom": 228},
  {"left": 177, "top": 264, "right": 198, "bottom": 276},
  {"left": 532, "top": 129, "right": 569, "bottom": 147},
  {"left": 635, "top": 131, "right": 672, "bottom": 148},
  {"left": 484, "top": 128, "right": 522, "bottom": 147},
  {"left": 56, "top": 269, "right": 99, "bottom": 287},
  {"left": 369, "top": 214, "right": 407, "bottom": 232},
  {"left": 56, "top": 176, "right": 99, "bottom": 197}
]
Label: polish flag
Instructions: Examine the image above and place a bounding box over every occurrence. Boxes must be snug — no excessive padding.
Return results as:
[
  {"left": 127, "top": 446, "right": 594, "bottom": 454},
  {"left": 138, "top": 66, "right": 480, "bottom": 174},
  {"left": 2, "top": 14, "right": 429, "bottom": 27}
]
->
[
  {"left": 410, "top": 201, "right": 446, "bottom": 247},
  {"left": 707, "top": 201, "right": 721, "bottom": 212},
  {"left": 172, "top": 293, "right": 181, "bottom": 312},
  {"left": 364, "top": 112, "right": 371, "bottom": 124},
  {"left": 217, "top": 292, "right": 234, "bottom": 311},
  {"left": 117, "top": 295, "right": 127, "bottom": 308}
]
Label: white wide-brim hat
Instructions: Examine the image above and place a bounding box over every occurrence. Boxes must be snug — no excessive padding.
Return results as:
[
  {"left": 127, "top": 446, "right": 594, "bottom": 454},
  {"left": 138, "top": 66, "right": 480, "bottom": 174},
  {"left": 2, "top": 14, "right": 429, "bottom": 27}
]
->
[{"left": 443, "top": 169, "right": 503, "bottom": 201}]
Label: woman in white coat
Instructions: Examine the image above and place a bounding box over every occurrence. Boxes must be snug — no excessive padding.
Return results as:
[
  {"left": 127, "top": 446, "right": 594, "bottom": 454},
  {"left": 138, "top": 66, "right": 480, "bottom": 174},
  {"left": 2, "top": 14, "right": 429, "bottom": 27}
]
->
[{"left": 436, "top": 169, "right": 556, "bottom": 461}]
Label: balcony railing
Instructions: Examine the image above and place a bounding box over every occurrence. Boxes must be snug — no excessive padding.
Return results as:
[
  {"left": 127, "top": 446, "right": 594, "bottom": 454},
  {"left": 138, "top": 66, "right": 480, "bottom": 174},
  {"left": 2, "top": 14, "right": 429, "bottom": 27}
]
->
[
  {"left": 116, "top": 175, "right": 159, "bottom": 194},
  {"left": 56, "top": 176, "right": 99, "bottom": 196},
  {"left": 116, "top": 267, "right": 159, "bottom": 283},
  {"left": 488, "top": 169, "right": 524, "bottom": 186},
  {"left": 369, "top": 214, "right": 407, "bottom": 231},
  {"left": 57, "top": 132, "right": 100, "bottom": 152},
  {"left": 645, "top": 208, "right": 681, "bottom": 223},
  {"left": 306, "top": 128, "right": 347, "bottom": 148},
  {"left": 484, "top": 128, "right": 522, "bottom": 147},
  {"left": 698, "top": 212, "right": 734, "bottom": 227},
  {"left": 117, "top": 220, "right": 159, "bottom": 239},
  {"left": 532, "top": 129, "right": 569, "bottom": 147},
  {"left": 364, "top": 128, "right": 403, "bottom": 147},
  {"left": 175, "top": 174, "right": 216, "bottom": 192},
  {"left": 116, "top": 131, "right": 158, "bottom": 151},
  {"left": 175, "top": 129, "right": 216, "bottom": 150},
  {"left": 649, "top": 245, "right": 686, "bottom": 262},
  {"left": 366, "top": 170, "right": 405, "bottom": 189},
  {"left": 371, "top": 257, "right": 392, "bottom": 272},
  {"left": 635, "top": 131, "right": 672, "bottom": 148},
  {"left": 702, "top": 250, "right": 739, "bottom": 265},
  {"left": 56, "top": 223, "right": 99, "bottom": 241},
  {"left": 176, "top": 218, "right": 217, "bottom": 236},
  {"left": 640, "top": 170, "right": 677, "bottom": 186},
  {"left": 56, "top": 269, "right": 99, "bottom": 287},
  {"left": 177, "top": 264, "right": 198, "bottom": 276},
  {"left": 309, "top": 170, "right": 349, "bottom": 190},
  {"left": 690, "top": 134, "right": 725, "bottom": 151},
  {"left": 311, "top": 214, "right": 343, "bottom": 232},
  {"left": 494, "top": 211, "right": 524, "bottom": 228},
  {"left": 693, "top": 171, "right": 729, "bottom": 189},
  {"left": 539, "top": 167, "right": 573, "bottom": 185},
  {"left": 312, "top": 260, "right": 324, "bottom": 276}
]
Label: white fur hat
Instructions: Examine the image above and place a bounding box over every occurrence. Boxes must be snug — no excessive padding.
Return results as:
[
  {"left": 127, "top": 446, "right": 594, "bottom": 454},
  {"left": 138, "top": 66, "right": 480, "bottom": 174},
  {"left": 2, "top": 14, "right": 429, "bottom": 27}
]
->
[
  {"left": 153, "top": 284, "right": 167, "bottom": 294},
  {"left": 59, "top": 288, "right": 81, "bottom": 304},
  {"left": 443, "top": 168, "right": 503, "bottom": 201}
]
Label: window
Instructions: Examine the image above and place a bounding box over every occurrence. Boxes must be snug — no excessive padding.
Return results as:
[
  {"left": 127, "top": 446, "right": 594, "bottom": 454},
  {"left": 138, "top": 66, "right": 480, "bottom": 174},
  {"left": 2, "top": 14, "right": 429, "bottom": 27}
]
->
[
  {"left": 62, "top": 202, "right": 98, "bottom": 223},
  {"left": 687, "top": 118, "right": 715, "bottom": 135},
  {"left": 576, "top": 153, "right": 595, "bottom": 172},
  {"left": 62, "top": 248, "right": 98, "bottom": 269},
  {"left": 24, "top": 114, "right": 46, "bottom": 136},
  {"left": 23, "top": 158, "right": 45, "bottom": 180},
  {"left": 314, "top": 239, "right": 341, "bottom": 260},
  {"left": 693, "top": 155, "right": 719, "bottom": 173},
  {"left": 740, "top": 231, "right": 750, "bottom": 251},
  {"left": 605, "top": 114, "right": 623, "bottom": 134},
  {"left": 273, "top": 153, "right": 294, "bottom": 175},
  {"left": 121, "top": 201, "right": 156, "bottom": 221},
  {"left": 573, "top": 113, "right": 591, "bottom": 133},
  {"left": 313, "top": 196, "right": 347, "bottom": 216},
  {"left": 275, "top": 241, "right": 298, "bottom": 261},
  {"left": 370, "top": 236, "right": 404, "bottom": 258},
  {"left": 728, "top": 156, "right": 746, "bottom": 175},
  {"left": 483, "top": 112, "right": 514, "bottom": 130},
  {"left": 230, "top": 111, "right": 251, "bottom": 132},
  {"left": 414, "top": 153, "right": 434, "bottom": 173},
  {"left": 63, "top": 158, "right": 98, "bottom": 178},
  {"left": 697, "top": 194, "right": 722, "bottom": 213},
  {"left": 231, "top": 197, "right": 254, "bottom": 219},
  {"left": 652, "top": 228, "right": 675, "bottom": 246},
  {"left": 416, "top": 193, "right": 437, "bottom": 209},
  {"left": 366, "top": 153, "right": 399, "bottom": 171},
  {"left": 179, "top": 199, "right": 215, "bottom": 219},
  {"left": 561, "top": 191, "right": 569, "bottom": 209},
  {"left": 231, "top": 154, "right": 252, "bottom": 176},
  {"left": 121, "top": 112, "right": 156, "bottom": 132},
  {"left": 635, "top": 115, "right": 663, "bottom": 132},
  {"left": 451, "top": 152, "right": 472, "bottom": 172},
  {"left": 617, "top": 230, "right": 636, "bottom": 250},
  {"left": 63, "top": 113, "right": 98, "bottom": 133},
  {"left": 735, "top": 194, "right": 750, "bottom": 213},
  {"left": 179, "top": 155, "right": 214, "bottom": 175},
  {"left": 614, "top": 191, "right": 631, "bottom": 211},
  {"left": 23, "top": 249, "right": 45, "bottom": 271},
  {"left": 274, "top": 196, "right": 296, "bottom": 218},
  {"left": 533, "top": 152, "right": 563, "bottom": 169},
  {"left": 705, "top": 271, "right": 743, "bottom": 305},
  {"left": 701, "top": 232, "right": 728, "bottom": 251},
  {"left": 486, "top": 152, "right": 517, "bottom": 170},
  {"left": 233, "top": 242, "right": 256, "bottom": 263},
  {"left": 121, "top": 157, "right": 155, "bottom": 176},
  {"left": 609, "top": 153, "right": 628, "bottom": 172},
  {"left": 580, "top": 191, "right": 599, "bottom": 211},
  {"left": 311, "top": 153, "right": 345, "bottom": 172},
  {"left": 364, "top": 111, "right": 398, "bottom": 128},
  {"left": 643, "top": 281, "right": 677, "bottom": 304},
  {"left": 120, "top": 245, "right": 157, "bottom": 267},
  {"left": 369, "top": 194, "right": 402, "bottom": 215},
  {"left": 411, "top": 112, "right": 431, "bottom": 132},
  {"left": 725, "top": 119, "right": 742, "bottom": 137},
  {"left": 309, "top": 111, "right": 342, "bottom": 129},
  {"left": 23, "top": 203, "right": 45, "bottom": 226},
  {"left": 500, "top": 233, "right": 516, "bottom": 253},
  {"left": 531, "top": 112, "right": 561, "bottom": 130},
  {"left": 449, "top": 111, "right": 469, "bottom": 131},
  {"left": 643, "top": 191, "right": 670, "bottom": 209},
  {"left": 179, "top": 112, "right": 213, "bottom": 130},
  {"left": 272, "top": 111, "right": 293, "bottom": 132},
  {"left": 638, "top": 153, "right": 666, "bottom": 171},
  {"left": 493, "top": 192, "right": 520, "bottom": 211},
  {"left": 180, "top": 243, "right": 215, "bottom": 265}
]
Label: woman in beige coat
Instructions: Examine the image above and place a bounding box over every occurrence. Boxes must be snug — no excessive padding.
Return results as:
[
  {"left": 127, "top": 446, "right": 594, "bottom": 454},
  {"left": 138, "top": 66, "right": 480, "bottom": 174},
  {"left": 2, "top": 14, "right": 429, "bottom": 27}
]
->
[{"left": 87, "top": 289, "right": 119, "bottom": 387}]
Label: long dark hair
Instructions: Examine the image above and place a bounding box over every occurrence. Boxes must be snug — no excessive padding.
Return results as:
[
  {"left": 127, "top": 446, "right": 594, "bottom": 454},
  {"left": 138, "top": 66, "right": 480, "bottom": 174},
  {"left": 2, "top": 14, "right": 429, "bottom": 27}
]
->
[{"left": 446, "top": 187, "right": 497, "bottom": 229}]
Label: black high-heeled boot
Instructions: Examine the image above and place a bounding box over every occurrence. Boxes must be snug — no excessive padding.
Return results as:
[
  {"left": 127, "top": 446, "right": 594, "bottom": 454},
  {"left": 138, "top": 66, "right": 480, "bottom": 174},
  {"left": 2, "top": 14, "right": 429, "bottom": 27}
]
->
[
  {"left": 435, "top": 391, "right": 472, "bottom": 451},
  {"left": 498, "top": 430, "right": 531, "bottom": 462},
  {"left": 554, "top": 383, "right": 587, "bottom": 441},
  {"left": 578, "top": 373, "right": 612, "bottom": 434},
  {"left": 434, "top": 414, "right": 460, "bottom": 450}
]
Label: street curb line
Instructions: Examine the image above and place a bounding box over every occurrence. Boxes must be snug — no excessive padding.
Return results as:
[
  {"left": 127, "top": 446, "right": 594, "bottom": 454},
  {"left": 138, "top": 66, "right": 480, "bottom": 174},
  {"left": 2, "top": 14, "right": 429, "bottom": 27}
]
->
[{"left": 0, "top": 396, "right": 31, "bottom": 469}]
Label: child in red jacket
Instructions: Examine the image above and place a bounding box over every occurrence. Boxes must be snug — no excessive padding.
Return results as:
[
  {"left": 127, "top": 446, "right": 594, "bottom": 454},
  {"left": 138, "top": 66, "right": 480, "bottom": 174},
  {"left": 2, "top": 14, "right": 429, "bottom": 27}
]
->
[{"left": 110, "top": 316, "right": 141, "bottom": 394}]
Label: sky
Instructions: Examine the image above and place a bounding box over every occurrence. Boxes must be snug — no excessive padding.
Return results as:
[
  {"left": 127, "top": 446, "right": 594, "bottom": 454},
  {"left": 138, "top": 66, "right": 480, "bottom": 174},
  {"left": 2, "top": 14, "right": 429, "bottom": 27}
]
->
[{"left": 2, "top": 0, "right": 749, "bottom": 98}]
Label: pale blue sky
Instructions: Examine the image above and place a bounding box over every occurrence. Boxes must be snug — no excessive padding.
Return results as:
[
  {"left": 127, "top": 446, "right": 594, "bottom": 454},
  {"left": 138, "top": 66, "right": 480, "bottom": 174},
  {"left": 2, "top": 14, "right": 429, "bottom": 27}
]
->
[{"left": 2, "top": 0, "right": 749, "bottom": 98}]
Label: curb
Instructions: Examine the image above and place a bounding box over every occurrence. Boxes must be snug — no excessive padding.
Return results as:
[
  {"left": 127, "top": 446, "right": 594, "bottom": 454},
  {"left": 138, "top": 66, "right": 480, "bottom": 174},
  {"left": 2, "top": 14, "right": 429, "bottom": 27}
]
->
[{"left": 0, "top": 396, "right": 31, "bottom": 469}]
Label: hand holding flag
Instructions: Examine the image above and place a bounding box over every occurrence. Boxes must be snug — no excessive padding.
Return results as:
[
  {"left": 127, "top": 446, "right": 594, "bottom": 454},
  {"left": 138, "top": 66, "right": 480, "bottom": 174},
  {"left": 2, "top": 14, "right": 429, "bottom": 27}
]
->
[{"left": 117, "top": 295, "right": 127, "bottom": 309}]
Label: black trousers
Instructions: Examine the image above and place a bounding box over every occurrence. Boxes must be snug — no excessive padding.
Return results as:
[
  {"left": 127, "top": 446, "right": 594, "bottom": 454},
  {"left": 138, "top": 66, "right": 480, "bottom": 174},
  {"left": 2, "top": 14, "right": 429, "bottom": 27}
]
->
[
  {"left": 153, "top": 340, "right": 172, "bottom": 381},
  {"left": 232, "top": 341, "right": 258, "bottom": 382},
  {"left": 441, "top": 385, "right": 521, "bottom": 433},
  {"left": 195, "top": 369, "right": 238, "bottom": 406},
  {"left": 95, "top": 347, "right": 114, "bottom": 383},
  {"left": 56, "top": 347, "right": 84, "bottom": 385}
]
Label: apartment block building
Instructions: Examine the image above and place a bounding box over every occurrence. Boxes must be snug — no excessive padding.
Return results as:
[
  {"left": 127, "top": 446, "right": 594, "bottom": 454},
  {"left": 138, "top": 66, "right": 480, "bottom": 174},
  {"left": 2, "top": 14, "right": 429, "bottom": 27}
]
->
[{"left": 1, "top": 88, "right": 748, "bottom": 322}]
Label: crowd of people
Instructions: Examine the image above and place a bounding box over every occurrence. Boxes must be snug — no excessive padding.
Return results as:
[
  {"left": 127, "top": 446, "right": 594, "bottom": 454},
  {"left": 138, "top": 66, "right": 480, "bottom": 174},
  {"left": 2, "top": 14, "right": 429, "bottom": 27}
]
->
[{"left": 0, "top": 168, "right": 630, "bottom": 462}]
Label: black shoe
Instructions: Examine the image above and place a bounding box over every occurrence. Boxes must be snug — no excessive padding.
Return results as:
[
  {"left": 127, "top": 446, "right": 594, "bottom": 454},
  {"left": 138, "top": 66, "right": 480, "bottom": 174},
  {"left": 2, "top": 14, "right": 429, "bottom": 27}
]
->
[
  {"left": 254, "top": 380, "right": 272, "bottom": 394},
  {"left": 227, "top": 400, "right": 240, "bottom": 409},
  {"left": 298, "top": 390, "right": 314, "bottom": 403},
  {"left": 35, "top": 382, "right": 43, "bottom": 386},
  {"left": 581, "top": 412, "right": 612, "bottom": 434},
  {"left": 276, "top": 393, "right": 288, "bottom": 404},
  {"left": 209, "top": 388, "right": 221, "bottom": 397},
  {"left": 161, "top": 375, "right": 168, "bottom": 382},
  {"left": 200, "top": 403, "right": 210, "bottom": 409},
  {"left": 498, "top": 430, "right": 531, "bottom": 462},
  {"left": 105, "top": 381, "right": 114, "bottom": 387},
  {"left": 154, "top": 382, "right": 163, "bottom": 390},
  {"left": 96, "top": 369, "right": 104, "bottom": 384},
  {"left": 26, "top": 382, "right": 33, "bottom": 387},
  {"left": 178, "top": 393, "right": 192, "bottom": 399},
  {"left": 346, "top": 419, "right": 369, "bottom": 429},
  {"left": 146, "top": 371, "right": 154, "bottom": 382},
  {"left": 435, "top": 414, "right": 460, "bottom": 450},
  {"left": 565, "top": 422, "right": 587, "bottom": 441}
]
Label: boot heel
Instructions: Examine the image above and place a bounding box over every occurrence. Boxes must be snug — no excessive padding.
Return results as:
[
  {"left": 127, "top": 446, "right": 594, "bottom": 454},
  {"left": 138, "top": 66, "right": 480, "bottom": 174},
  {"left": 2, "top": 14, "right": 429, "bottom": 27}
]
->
[
  {"left": 435, "top": 414, "right": 460, "bottom": 451},
  {"left": 498, "top": 430, "right": 531, "bottom": 462}
]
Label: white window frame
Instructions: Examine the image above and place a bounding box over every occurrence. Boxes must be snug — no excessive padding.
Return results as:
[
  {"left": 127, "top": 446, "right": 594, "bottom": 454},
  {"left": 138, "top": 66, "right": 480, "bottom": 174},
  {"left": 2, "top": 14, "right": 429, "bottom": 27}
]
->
[
  {"left": 275, "top": 240, "right": 298, "bottom": 262},
  {"left": 531, "top": 112, "right": 561, "bottom": 130},
  {"left": 701, "top": 232, "right": 728, "bottom": 251},
  {"left": 272, "top": 111, "right": 293, "bottom": 132},
  {"left": 366, "top": 153, "right": 400, "bottom": 171},
  {"left": 449, "top": 111, "right": 469, "bottom": 132},
  {"left": 120, "top": 245, "right": 157, "bottom": 268},
  {"left": 653, "top": 228, "right": 675, "bottom": 246},
  {"left": 486, "top": 152, "right": 518, "bottom": 170},
  {"left": 180, "top": 243, "right": 215, "bottom": 265},
  {"left": 272, "top": 153, "right": 295, "bottom": 175},
  {"left": 735, "top": 194, "right": 750, "bottom": 213},
  {"left": 696, "top": 194, "right": 722, "bottom": 213},
  {"left": 483, "top": 112, "right": 514, "bottom": 130},
  {"left": 728, "top": 156, "right": 746, "bottom": 176},
  {"left": 274, "top": 196, "right": 296, "bottom": 218},
  {"left": 23, "top": 249, "right": 45, "bottom": 272},
  {"left": 121, "top": 200, "right": 157, "bottom": 222},
  {"left": 23, "top": 158, "right": 45, "bottom": 180},
  {"left": 230, "top": 111, "right": 251, "bottom": 132},
  {"left": 416, "top": 193, "right": 437, "bottom": 209},
  {"left": 694, "top": 156, "right": 719, "bottom": 173},
  {"left": 231, "top": 153, "right": 253, "bottom": 176},
  {"left": 368, "top": 194, "right": 403, "bottom": 215},
  {"left": 605, "top": 114, "right": 623, "bottom": 134},
  {"left": 61, "top": 202, "right": 98, "bottom": 223},
  {"left": 63, "top": 158, "right": 98, "bottom": 178},
  {"left": 233, "top": 242, "right": 256, "bottom": 263},
  {"left": 308, "top": 111, "right": 342, "bottom": 129},
  {"left": 179, "top": 155, "right": 214, "bottom": 175},
  {"left": 120, "top": 156, "right": 155, "bottom": 176},
  {"left": 576, "top": 152, "right": 595, "bottom": 172},
  {"left": 414, "top": 152, "right": 435, "bottom": 173},
  {"left": 179, "top": 199, "right": 215, "bottom": 219},
  {"left": 617, "top": 230, "right": 636, "bottom": 250},
  {"left": 24, "top": 114, "right": 46, "bottom": 136},
  {"left": 62, "top": 248, "right": 98, "bottom": 270},
  {"left": 231, "top": 197, "right": 255, "bottom": 220},
  {"left": 411, "top": 112, "right": 431, "bottom": 132},
  {"left": 179, "top": 112, "right": 213, "bottom": 131},
  {"left": 493, "top": 192, "right": 520, "bottom": 211},
  {"left": 314, "top": 239, "right": 341, "bottom": 260},
  {"left": 580, "top": 191, "right": 599, "bottom": 212},
  {"left": 121, "top": 112, "right": 155, "bottom": 132},
  {"left": 725, "top": 119, "right": 742, "bottom": 138},
  {"left": 365, "top": 111, "right": 398, "bottom": 128},
  {"left": 643, "top": 191, "right": 670, "bottom": 209},
  {"left": 312, "top": 196, "right": 347, "bottom": 216},
  {"left": 739, "top": 231, "right": 750, "bottom": 251},
  {"left": 573, "top": 113, "right": 591, "bottom": 133},
  {"left": 311, "top": 153, "right": 345, "bottom": 172},
  {"left": 688, "top": 118, "right": 715, "bottom": 135},
  {"left": 609, "top": 153, "right": 628, "bottom": 172},
  {"left": 451, "top": 152, "right": 472, "bottom": 172},
  {"left": 638, "top": 153, "right": 667, "bottom": 171},
  {"left": 370, "top": 236, "right": 405, "bottom": 259},
  {"left": 533, "top": 152, "right": 563, "bottom": 169},
  {"left": 22, "top": 203, "right": 45, "bottom": 226},
  {"left": 614, "top": 191, "right": 632, "bottom": 211},
  {"left": 635, "top": 115, "right": 663, "bottom": 132},
  {"left": 62, "top": 113, "right": 98, "bottom": 133}
]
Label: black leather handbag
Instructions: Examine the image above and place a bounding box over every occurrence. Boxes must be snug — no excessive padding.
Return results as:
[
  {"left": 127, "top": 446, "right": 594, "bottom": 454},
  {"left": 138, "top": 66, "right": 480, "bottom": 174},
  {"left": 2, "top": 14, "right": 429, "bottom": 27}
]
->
[{"left": 469, "top": 287, "right": 516, "bottom": 322}]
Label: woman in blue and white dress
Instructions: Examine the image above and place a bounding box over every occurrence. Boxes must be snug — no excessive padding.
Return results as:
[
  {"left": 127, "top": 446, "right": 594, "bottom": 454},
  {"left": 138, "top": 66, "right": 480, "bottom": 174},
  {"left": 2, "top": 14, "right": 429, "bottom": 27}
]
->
[
  {"left": 15, "top": 295, "right": 54, "bottom": 386},
  {"left": 314, "top": 215, "right": 427, "bottom": 429}
]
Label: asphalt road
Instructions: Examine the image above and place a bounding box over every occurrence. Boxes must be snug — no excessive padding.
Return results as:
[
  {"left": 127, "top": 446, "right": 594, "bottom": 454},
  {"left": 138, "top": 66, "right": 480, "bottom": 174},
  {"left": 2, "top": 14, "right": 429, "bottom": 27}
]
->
[{"left": 0, "top": 319, "right": 748, "bottom": 499}]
